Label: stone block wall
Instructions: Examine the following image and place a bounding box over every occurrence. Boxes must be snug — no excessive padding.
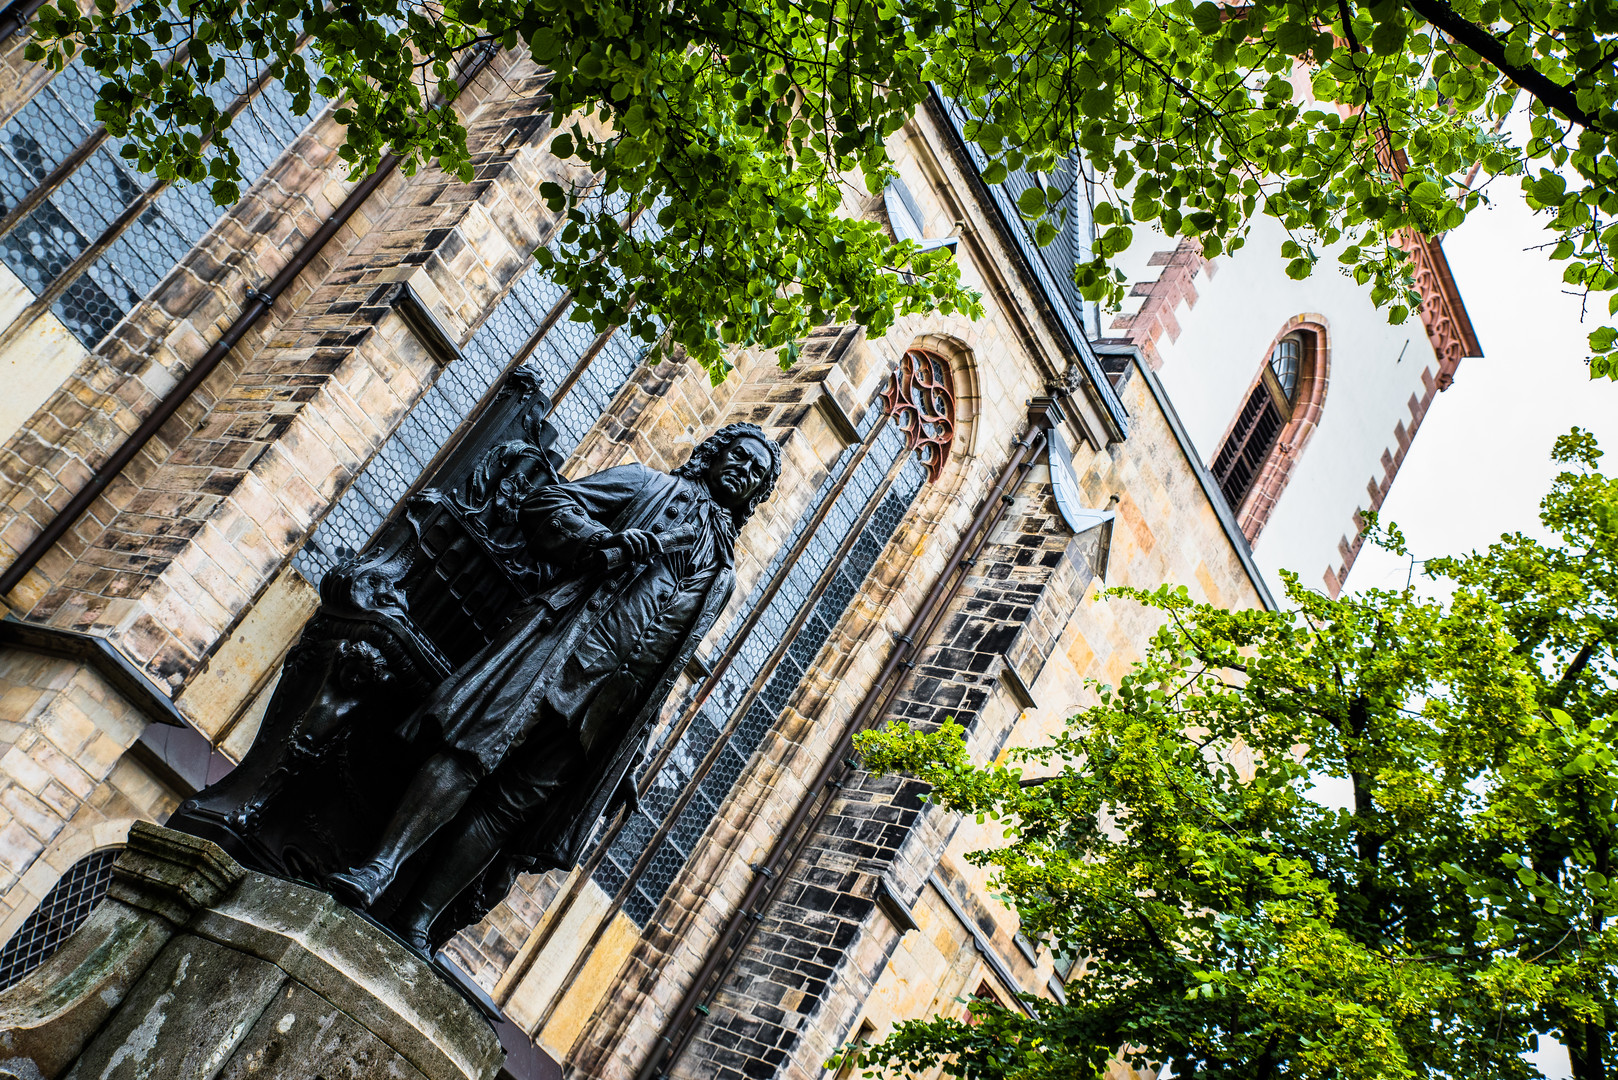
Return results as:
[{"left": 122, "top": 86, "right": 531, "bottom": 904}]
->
[{"left": 0, "top": 649, "right": 179, "bottom": 940}]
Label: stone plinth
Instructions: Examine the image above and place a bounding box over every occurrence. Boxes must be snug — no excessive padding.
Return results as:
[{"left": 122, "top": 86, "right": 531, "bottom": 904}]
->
[{"left": 0, "top": 822, "right": 504, "bottom": 1080}]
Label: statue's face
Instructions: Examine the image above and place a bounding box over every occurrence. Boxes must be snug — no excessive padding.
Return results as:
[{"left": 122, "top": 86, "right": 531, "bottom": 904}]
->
[{"left": 705, "top": 436, "right": 774, "bottom": 510}]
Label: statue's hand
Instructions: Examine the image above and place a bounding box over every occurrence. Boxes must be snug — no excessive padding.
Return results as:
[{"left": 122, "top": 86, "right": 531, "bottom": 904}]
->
[{"left": 607, "top": 529, "right": 659, "bottom": 563}]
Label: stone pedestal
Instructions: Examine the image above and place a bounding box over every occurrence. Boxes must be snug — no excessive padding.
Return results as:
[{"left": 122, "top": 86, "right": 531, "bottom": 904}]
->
[{"left": 0, "top": 822, "right": 504, "bottom": 1080}]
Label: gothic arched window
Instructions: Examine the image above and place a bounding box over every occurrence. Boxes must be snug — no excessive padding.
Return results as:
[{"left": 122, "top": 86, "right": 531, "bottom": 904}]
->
[
  {"left": 1210, "top": 321, "right": 1329, "bottom": 540},
  {"left": 0, "top": 846, "right": 121, "bottom": 990}
]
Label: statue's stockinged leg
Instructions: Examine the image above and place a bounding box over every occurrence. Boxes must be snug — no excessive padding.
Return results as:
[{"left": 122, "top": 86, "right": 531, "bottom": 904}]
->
[
  {"left": 328, "top": 751, "right": 482, "bottom": 908},
  {"left": 390, "top": 732, "right": 586, "bottom": 951}
]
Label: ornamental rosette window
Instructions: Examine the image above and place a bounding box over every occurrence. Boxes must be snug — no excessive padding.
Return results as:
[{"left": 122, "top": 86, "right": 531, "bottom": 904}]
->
[{"left": 882, "top": 348, "right": 956, "bottom": 482}]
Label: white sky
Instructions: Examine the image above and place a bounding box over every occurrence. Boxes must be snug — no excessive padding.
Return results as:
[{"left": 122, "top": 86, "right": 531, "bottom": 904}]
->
[{"left": 1342, "top": 181, "right": 1618, "bottom": 598}]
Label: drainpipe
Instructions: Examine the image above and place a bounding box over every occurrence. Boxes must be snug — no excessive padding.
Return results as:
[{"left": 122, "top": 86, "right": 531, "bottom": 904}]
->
[
  {"left": 0, "top": 44, "right": 497, "bottom": 601},
  {"left": 634, "top": 412, "right": 1054, "bottom": 1080}
]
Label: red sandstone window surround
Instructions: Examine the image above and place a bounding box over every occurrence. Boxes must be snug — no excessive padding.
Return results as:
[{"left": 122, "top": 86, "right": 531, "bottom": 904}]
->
[{"left": 1210, "top": 317, "right": 1331, "bottom": 542}]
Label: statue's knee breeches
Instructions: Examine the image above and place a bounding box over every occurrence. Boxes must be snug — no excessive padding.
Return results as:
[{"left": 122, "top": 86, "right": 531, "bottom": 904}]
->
[{"left": 462, "top": 728, "right": 586, "bottom": 843}]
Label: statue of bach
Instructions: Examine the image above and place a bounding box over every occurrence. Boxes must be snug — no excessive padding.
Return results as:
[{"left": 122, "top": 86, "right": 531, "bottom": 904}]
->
[{"left": 318, "top": 423, "right": 781, "bottom": 950}]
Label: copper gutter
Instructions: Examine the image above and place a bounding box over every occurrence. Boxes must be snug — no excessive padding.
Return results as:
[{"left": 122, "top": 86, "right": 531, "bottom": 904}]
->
[
  {"left": 634, "top": 419, "right": 1051, "bottom": 1080},
  {"left": 0, "top": 44, "right": 498, "bottom": 601}
]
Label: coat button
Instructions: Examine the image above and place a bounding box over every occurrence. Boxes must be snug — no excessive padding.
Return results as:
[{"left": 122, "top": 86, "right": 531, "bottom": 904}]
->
[{"left": 665, "top": 506, "right": 680, "bottom": 517}]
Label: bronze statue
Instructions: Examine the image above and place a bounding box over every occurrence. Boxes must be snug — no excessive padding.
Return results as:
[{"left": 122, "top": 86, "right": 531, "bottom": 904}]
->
[
  {"left": 329, "top": 424, "right": 779, "bottom": 947},
  {"left": 171, "top": 367, "right": 780, "bottom": 952}
]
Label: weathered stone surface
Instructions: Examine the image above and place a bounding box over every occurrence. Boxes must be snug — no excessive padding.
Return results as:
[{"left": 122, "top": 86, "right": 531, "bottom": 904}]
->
[
  {"left": 214, "top": 981, "right": 428, "bottom": 1080},
  {"left": 108, "top": 819, "right": 245, "bottom": 924},
  {"left": 0, "top": 821, "right": 241, "bottom": 1078},
  {"left": 0, "top": 898, "right": 173, "bottom": 1078},
  {"left": 0, "top": 825, "right": 501, "bottom": 1080},
  {"left": 64, "top": 932, "right": 288, "bottom": 1080},
  {"left": 189, "top": 872, "right": 505, "bottom": 1080}
]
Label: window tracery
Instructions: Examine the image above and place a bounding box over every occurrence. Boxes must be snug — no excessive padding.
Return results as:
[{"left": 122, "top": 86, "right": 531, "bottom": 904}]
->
[{"left": 881, "top": 347, "right": 956, "bottom": 482}]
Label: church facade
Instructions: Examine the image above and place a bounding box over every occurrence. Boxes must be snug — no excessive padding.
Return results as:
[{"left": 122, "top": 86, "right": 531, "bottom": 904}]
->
[{"left": 0, "top": 39, "right": 1478, "bottom": 1080}]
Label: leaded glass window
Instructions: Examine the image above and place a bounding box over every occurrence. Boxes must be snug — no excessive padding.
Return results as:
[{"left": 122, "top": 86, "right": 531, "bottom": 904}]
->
[
  {"left": 1269, "top": 334, "right": 1302, "bottom": 401},
  {"left": 0, "top": 847, "right": 120, "bottom": 991},
  {"left": 594, "top": 413, "right": 928, "bottom": 925},
  {"left": 0, "top": 48, "right": 325, "bottom": 347}
]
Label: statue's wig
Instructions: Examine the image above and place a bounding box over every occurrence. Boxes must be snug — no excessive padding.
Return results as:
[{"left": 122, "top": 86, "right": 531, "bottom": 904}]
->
[{"left": 675, "top": 422, "right": 782, "bottom": 529}]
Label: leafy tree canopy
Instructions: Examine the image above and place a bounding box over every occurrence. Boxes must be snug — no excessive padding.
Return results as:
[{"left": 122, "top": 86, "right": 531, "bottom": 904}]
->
[
  {"left": 849, "top": 430, "right": 1618, "bottom": 1080},
  {"left": 27, "top": 0, "right": 1618, "bottom": 378}
]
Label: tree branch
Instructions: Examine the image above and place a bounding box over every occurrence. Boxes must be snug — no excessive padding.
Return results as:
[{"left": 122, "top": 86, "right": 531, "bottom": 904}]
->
[
  {"left": 1401, "top": 0, "right": 1610, "bottom": 133},
  {"left": 1549, "top": 633, "right": 1604, "bottom": 706}
]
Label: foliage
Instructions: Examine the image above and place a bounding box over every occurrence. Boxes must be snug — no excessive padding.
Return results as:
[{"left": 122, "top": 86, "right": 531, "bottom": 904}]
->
[
  {"left": 25, "top": 0, "right": 1618, "bottom": 377},
  {"left": 846, "top": 431, "right": 1618, "bottom": 1080}
]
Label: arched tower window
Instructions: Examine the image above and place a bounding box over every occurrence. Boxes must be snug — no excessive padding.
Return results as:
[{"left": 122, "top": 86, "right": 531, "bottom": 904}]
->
[
  {"left": 1210, "top": 320, "right": 1330, "bottom": 541},
  {"left": 0, "top": 846, "right": 121, "bottom": 990}
]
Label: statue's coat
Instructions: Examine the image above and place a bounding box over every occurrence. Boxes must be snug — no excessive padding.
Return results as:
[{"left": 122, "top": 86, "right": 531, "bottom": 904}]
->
[{"left": 404, "top": 461, "right": 738, "bottom": 874}]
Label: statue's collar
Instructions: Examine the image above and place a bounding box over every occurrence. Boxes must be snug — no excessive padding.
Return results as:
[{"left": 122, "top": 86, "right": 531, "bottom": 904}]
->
[{"left": 683, "top": 475, "right": 740, "bottom": 542}]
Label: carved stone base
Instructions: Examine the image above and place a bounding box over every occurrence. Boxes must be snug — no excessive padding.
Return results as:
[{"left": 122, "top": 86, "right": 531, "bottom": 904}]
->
[{"left": 0, "top": 822, "right": 504, "bottom": 1080}]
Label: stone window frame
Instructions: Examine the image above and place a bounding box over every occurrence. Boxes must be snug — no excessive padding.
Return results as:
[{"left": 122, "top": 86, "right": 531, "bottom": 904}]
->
[
  {"left": 1211, "top": 314, "right": 1331, "bottom": 542},
  {"left": 902, "top": 330, "right": 982, "bottom": 467}
]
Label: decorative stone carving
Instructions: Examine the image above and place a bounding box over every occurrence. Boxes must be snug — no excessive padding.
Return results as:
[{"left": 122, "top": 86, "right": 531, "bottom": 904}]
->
[{"left": 881, "top": 348, "right": 955, "bottom": 482}]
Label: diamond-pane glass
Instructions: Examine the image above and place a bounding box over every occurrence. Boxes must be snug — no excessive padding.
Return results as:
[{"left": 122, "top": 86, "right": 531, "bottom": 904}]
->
[
  {"left": 0, "top": 848, "right": 120, "bottom": 991},
  {"left": 0, "top": 47, "right": 326, "bottom": 348},
  {"left": 597, "top": 414, "right": 928, "bottom": 924}
]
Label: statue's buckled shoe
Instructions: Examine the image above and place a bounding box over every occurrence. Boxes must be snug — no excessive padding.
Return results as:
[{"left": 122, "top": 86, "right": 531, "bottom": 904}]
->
[{"left": 326, "top": 863, "right": 393, "bottom": 910}]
